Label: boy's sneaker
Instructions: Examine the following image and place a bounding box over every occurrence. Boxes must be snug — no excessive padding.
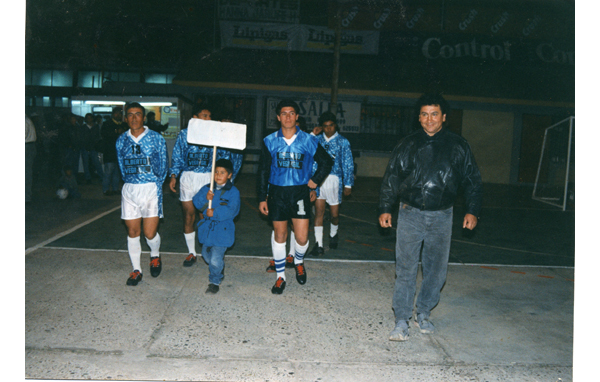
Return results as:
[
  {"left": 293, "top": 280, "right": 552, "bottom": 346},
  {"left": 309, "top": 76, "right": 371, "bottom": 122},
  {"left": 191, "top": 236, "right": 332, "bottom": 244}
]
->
[
  {"left": 295, "top": 263, "right": 307, "bottom": 285},
  {"left": 266, "top": 259, "right": 276, "bottom": 273},
  {"left": 389, "top": 320, "right": 410, "bottom": 341},
  {"left": 309, "top": 245, "right": 324, "bottom": 257},
  {"left": 205, "top": 284, "right": 220, "bottom": 294},
  {"left": 183, "top": 253, "right": 196, "bottom": 267},
  {"left": 150, "top": 257, "right": 162, "bottom": 277},
  {"left": 329, "top": 234, "right": 339, "bottom": 249},
  {"left": 271, "top": 277, "right": 286, "bottom": 294},
  {"left": 414, "top": 314, "right": 435, "bottom": 334},
  {"left": 285, "top": 254, "right": 295, "bottom": 268},
  {"left": 126, "top": 270, "right": 143, "bottom": 286}
]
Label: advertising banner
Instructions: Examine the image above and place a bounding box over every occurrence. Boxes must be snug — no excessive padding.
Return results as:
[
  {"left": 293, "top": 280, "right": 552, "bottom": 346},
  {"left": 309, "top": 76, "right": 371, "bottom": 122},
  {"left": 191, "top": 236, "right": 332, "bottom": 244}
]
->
[
  {"left": 220, "top": 21, "right": 379, "bottom": 55},
  {"left": 267, "top": 98, "right": 361, "bottom": 133}
]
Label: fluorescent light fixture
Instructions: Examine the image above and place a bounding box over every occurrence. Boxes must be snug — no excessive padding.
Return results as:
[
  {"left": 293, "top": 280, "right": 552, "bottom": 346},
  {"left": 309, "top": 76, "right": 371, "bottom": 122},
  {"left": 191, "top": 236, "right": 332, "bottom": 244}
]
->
[
  {"left": 140, "top": 102, "right": 173, "bottom": 107},
  {"left": 85, "top": 101, "right": 126, "bottom": 105}
]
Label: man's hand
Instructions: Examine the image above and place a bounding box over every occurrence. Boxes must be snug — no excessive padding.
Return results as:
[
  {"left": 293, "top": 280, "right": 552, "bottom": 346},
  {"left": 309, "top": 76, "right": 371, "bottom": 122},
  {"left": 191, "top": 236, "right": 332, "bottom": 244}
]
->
[
  {"left": 312, "top": 125, "right": 323, "bottom": 135},
  {"left": 379, "top": 213, "right": 393, "bottom": 228},
  {"left": 310, "top": 190, "right": 317, "bottom": 202},
  {"left": 206, "top": 190, "right": 214, "bottom": 201},
  {"left": 343, "top": 188, "right": 352, "bottom": 197},
  {"left": 307, "top": 179, "right": 318, "bottom": 189},
  {"left": 463, "top": 213, "right": 478, "bottom": 230},
  {"left": 169, "top": 176, "right": 177, "bottom": 193},
  {"left": 206, "top": 208, "right": 214, "bottom": 218},
  {"left": 259, "top": 201, "right": 269, "bottom": 216}
]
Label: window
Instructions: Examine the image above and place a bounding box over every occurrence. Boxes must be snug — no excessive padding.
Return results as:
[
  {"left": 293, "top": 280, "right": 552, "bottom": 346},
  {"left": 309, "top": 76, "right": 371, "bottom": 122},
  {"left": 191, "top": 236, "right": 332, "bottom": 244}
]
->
[{"left": 78, "top": 71, "right": 103, "bottom": 88}]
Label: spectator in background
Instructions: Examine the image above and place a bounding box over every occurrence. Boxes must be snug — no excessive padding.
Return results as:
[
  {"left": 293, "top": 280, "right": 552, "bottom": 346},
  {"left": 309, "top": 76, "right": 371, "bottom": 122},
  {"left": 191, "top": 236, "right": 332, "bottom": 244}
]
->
[
  {"left": 59, "top": 113, "right": 80, "bottom": 179},
  {"left": 79, "top": 113, "right": 105, "bottom": 184},
  {"left": 57, "top": 165, "right": 81, "bottom": 199},
  {"left": 146, "top": 111, "right": 169, "bottom": 133},
  {"left": 25, "top": 114, "right": 37, "bottom": 203},
  {"left": 101, "top": 107, "right": 126, "bottom": 196}
]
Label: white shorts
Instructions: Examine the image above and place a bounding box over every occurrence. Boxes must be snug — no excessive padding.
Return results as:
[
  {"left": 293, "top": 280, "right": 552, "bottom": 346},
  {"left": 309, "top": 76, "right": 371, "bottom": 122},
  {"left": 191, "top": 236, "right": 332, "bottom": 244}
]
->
[
  {"left": 179, "top": 171, "right": 212, "bottom": 202},
  {"left": 317, "top": 174, "right": 340, "bottom": 206},
  {"left": 121, "top": 183, "right": 160, "bottom": 219}
]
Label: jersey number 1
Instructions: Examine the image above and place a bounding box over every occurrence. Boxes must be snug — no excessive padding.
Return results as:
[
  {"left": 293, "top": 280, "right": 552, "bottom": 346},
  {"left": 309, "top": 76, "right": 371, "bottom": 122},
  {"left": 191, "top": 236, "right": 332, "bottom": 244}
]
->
[{"left": 297, "top": 200, "right": 306, "bottom": 216}]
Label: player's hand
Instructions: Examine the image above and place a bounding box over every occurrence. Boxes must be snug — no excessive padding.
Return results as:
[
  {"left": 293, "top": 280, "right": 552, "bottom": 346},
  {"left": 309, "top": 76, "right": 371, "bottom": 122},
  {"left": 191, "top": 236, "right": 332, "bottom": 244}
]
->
[
  {"left": 463, "top": 214, "right": 478, "bottom": 230},
  {"left": 312, "top": 125, "right": 323, "bottom": 135},
  {"left": 307, "top": 179, "right": 318, "bottom": 189},
  {"left": 310, "top": 190, "right": 317, "bottom": 202},
  {"left": 206, "top": 208, "right": 214, "bottom": 217},
  {"left": 207, "top": 190, "right": 214, "bottom": 201},
  {"left": 379, "top": 213, "right": 393, "bottom": 228},
  {"left": 343, "top": 188, "right": 352, "bottom": 197},
  {"left": 198, "top": 212, "right": 204, "bottom": 220},
  {"left": 169, "top": 176, "right": 177, "bottom": 193},
  {"left": 259, "top": 201, "right": 269, "bottom": 216}
]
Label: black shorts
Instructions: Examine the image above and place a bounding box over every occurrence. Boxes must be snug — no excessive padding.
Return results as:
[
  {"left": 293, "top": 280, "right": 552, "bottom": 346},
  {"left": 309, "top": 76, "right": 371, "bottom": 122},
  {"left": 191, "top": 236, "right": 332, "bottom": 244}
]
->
[{"left": 267, "top": 184, "right": 312, "bottom": 222}]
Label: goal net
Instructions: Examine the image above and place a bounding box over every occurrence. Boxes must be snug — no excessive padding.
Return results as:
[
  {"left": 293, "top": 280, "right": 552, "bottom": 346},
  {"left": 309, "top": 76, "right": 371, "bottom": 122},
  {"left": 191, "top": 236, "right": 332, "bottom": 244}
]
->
[{"left": 532, "top": 116, "right": 575, "bottom": 211}]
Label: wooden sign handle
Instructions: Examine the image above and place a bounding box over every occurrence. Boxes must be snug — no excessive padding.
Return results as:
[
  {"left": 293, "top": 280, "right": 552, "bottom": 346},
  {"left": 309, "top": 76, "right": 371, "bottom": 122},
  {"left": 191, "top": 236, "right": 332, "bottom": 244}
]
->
[{"left": 208, "top": 145, "right": 217, "bottom": 209}]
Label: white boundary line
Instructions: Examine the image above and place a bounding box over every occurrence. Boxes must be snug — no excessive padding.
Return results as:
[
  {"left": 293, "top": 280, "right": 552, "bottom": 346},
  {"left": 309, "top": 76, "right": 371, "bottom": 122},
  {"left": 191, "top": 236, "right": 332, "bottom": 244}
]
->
[
  {"left": 34, "top": 246, "right": 574, "bottom": 269},
  {"left": 25, "top": 206, "right": 121, "bottom": 255}
]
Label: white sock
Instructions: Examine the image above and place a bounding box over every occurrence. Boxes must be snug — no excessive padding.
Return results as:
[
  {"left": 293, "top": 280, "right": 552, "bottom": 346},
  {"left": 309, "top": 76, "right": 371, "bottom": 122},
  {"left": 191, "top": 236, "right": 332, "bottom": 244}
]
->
[
  {"left": 272, "top": 240, "right": 287, "bottom": 280},
  {"left": 330, "top": 223, "right": 339, "bottom": 237},
  {"left": 127, "top": 236, "right": 142, "bottom": 272},
  {"left": 184, "top": 232, "right": 198, "bottom": 256},
  {"left": 314, "top": 226, "right": 324, "bottom": 247},
  {"left": 294, "top": 240, "right": 309, "bottom": 265},
  {"left": 146, "top": 233, "right": 161, "bottom": 257},
  {"left": 288, "top": 231, "right": 296, "bottom": 256}
]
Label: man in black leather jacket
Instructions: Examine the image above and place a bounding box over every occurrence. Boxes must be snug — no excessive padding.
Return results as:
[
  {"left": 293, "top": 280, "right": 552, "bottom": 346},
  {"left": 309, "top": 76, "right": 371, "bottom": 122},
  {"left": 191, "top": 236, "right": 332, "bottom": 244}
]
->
[{"left": 379, "top": 93, "right": 483, "bottom": 342}]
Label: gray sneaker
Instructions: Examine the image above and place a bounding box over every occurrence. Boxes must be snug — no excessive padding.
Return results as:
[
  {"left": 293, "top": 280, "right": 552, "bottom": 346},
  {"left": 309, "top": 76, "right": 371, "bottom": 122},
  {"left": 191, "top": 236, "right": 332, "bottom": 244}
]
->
[
  {"left": 389, "top": 320, "right": 409, "bottom": 341},
  {"left": 414, "top": 314, "right": 435, "bottom": 334}
]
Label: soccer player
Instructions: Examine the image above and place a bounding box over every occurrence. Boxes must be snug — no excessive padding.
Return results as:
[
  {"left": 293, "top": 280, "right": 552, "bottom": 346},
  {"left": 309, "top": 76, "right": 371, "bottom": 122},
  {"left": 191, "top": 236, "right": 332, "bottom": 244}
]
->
[
  {"left": 116, "top": 102, "right": 168, "bottom": 286},
  {"left": 169, "top": 104, "right": 241, "bottom": 267},
  {"left": 309, "top": 111, "right": 354, "bottom": 256},
  {"left": 258, "top": 99, "right": 333, "bottom": 294}
]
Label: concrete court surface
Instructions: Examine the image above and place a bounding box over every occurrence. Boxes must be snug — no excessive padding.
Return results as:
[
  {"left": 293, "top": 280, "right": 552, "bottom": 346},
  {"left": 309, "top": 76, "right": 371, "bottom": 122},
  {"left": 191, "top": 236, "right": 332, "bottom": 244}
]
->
[{"left": 24, "top": 174, "right": 576, "bottom": 381}]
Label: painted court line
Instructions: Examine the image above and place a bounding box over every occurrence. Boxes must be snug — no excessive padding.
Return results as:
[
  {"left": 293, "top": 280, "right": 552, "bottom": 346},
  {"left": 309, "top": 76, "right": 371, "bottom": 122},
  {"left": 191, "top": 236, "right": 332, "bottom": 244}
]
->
[
  {"left": 32, "top": 246, "right": 575, "bottom": 269},
  {"left": 25, "top": 205, "right": 121, "bottom": 255}
]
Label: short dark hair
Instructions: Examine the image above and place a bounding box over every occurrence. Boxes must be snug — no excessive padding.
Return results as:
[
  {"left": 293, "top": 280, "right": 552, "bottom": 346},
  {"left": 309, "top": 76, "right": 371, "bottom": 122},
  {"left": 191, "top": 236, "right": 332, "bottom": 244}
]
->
[
  {"left": 125, "top": 102, "right": 146, "bottom": 117},
  {"left": 318, "top": 111, "right": 337, "bottom": 126},
  {"left": 414, "top": 93, "right": 450, "bottom": 117},
  {"left": 147, "top": 111, "right": 156, "bottom": 118},
  {"left": 215, "top": 158, "right": 234, "bottom": 174},
  {"left": 276, "top": 99, "right": 299, "bottom": 115},
  {"left": 192, "top": 103, "right": 211, "bottom": 116}
]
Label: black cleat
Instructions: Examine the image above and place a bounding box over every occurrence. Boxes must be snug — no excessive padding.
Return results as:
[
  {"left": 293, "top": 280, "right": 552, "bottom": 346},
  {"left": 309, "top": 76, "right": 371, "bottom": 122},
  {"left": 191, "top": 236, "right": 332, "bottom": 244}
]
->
[
  {"left": 309, "top": 245, "right": 324, "bottom": 257},
  {"left": 183, "top": 253, "right": 196, "bottom": 267},
  {"left": 329, "top": 234, "right": 338, "bottom": 249},
  {"left": 295, "top": 263, "right": 307, "bottom": 285},
  {"left": 205, "top": 284, "right": 220, "bottom": 294},
  {"left": 271, "top": 277, "right": 286, "bottom": 294},
  {"left": 285, "top": 254, "right": 295, "bottom": 268},
  {"left": 126, "top": 270, "right": 143, "bottom": 286},
  {"left": 266, "top": 259, "right": 276, "bottom": 273},
  {"left": 150, "top": 257, "right": 162, "bottom": 277}
]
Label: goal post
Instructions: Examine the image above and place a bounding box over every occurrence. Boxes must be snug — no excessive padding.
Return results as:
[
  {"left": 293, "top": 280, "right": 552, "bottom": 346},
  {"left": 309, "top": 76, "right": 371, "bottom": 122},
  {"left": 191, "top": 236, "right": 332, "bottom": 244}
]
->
[{"left": 532, "top": 116, "right": 575, "bottom": 211}]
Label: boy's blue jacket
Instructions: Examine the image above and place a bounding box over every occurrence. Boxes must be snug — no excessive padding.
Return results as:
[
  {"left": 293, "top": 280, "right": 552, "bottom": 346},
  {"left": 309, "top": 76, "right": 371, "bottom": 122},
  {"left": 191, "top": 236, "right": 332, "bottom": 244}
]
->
[{"left": 192, "top": 180, "right": 240, "bottom": 248}]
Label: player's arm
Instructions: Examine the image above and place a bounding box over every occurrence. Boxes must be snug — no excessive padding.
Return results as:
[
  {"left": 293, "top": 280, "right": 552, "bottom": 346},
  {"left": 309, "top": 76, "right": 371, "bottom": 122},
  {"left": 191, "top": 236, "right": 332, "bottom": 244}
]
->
[
  {"left": 342, "top": 139, "right": 354, "bottom": 196},
  {"left": 309, "top": 144, "right": 333, "bottom": 188},
  {"left": 155, "top": 136, "right": 168, "bottom": 182}
]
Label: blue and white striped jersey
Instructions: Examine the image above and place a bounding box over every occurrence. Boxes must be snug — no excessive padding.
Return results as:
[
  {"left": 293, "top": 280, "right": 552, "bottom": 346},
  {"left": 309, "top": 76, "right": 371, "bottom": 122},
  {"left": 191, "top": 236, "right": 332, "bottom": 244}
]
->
[
  {"left": 313, "top": 132, "right": 354, "bottom": 199},
  {"left": 169, "top": 128, "right": 242, "bottom": 179}
]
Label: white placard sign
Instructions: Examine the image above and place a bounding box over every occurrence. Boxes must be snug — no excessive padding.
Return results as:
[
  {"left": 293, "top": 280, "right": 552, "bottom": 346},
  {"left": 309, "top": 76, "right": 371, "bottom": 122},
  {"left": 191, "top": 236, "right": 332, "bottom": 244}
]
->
[{"left": 186, "top": 119, "right": 247, "bottom": 150}]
